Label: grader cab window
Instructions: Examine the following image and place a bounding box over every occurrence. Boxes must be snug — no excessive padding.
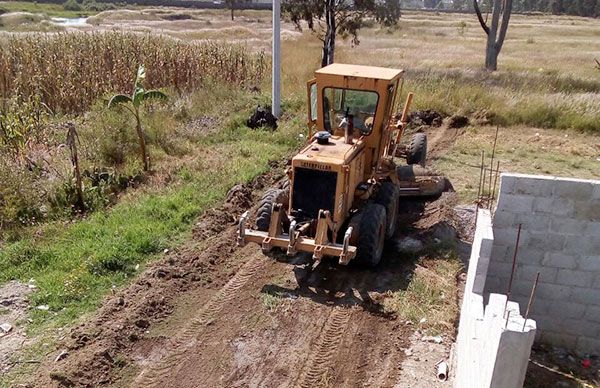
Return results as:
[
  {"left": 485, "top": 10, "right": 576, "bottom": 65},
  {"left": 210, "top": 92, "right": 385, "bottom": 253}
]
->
[{"left": 323, "top": 88, "right": 378, "bottom": 135}]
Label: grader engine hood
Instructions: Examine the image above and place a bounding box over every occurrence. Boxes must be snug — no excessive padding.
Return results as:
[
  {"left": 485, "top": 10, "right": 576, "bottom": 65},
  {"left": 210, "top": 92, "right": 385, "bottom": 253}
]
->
[{"left": 291, "top": 135, "right": 364, "bottom": 223}]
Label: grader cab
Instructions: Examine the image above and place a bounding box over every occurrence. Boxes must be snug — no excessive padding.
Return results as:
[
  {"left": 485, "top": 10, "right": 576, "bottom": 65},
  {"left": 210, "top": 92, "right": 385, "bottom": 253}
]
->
[{"left": 238, "top": 64, "right": 445, "bottom": 266}]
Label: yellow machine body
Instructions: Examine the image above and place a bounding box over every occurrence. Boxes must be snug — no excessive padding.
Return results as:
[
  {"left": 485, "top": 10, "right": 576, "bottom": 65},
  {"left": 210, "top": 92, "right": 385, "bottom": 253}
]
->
[{"left": 238, "top": 64, "right": 440, "bottom": 265}]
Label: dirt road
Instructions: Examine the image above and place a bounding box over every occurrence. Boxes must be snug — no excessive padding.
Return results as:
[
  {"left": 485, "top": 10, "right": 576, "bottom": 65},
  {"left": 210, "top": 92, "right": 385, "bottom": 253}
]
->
[
  {"left": 26, "top": 128, "right": 462, "bottom": 388},
  {"left": 30, "top": 192, "right": 459, "bottom": 387}
]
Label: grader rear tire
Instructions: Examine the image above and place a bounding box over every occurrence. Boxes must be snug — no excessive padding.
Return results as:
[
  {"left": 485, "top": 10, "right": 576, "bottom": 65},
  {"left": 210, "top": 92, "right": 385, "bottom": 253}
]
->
[
  {"left": 355, "top": 203, "right": 387, "bottom": 267},
  {"left": 407, "top": 132, "right": 427, "bottom": 167}
]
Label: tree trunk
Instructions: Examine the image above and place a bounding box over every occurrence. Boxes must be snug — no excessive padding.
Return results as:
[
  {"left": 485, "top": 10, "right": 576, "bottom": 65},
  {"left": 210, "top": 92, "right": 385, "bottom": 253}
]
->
[
  {"left": 474, "top": 0, "right": 513, "bottom": 71},
  {"left": 135, "top": 113, "right": 150, "bottom": 171},
  {"left": 321, "top": 0, "right": 336, "bottom": 67},
  {"left": 231, "top": 6, "right": 234, "bottom": 21}
]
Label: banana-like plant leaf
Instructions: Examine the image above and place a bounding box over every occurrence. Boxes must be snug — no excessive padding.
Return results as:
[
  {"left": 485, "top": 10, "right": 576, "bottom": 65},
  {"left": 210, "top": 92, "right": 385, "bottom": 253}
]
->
[
  {"left": 143, "top": 90, "right": 168, "bottom": 101},
  {"left": 108, "top": 94, "right": 132, "bottom": 108}
]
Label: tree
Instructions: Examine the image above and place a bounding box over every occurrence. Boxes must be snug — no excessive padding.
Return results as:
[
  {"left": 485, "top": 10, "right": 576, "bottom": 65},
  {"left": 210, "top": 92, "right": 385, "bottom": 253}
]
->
[
  {"left": 225, "top": 0, "right": 250, "bottom": 21},
  {"left": 108, "top": 65, "right": 167, "bottom": 172},
  {"left": 284, "top": 0, "right": 401, "bottom": 68},
  {"left": 474, "top": 0, "right": 513, "bottom": 71}
]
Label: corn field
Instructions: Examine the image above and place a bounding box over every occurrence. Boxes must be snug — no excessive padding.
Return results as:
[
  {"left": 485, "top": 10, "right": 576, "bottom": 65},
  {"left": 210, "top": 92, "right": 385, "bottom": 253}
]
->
[{"left": 0, "top": 32, "right": 267, "bottom": 114}]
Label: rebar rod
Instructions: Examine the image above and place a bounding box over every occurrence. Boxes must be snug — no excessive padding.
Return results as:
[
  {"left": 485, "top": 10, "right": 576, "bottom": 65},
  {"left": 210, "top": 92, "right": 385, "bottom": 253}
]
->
[
  {"left": 504, "top": 224, "right": 522, "bottom": 316},
  {"left": 522, "top": 272, "right": 540, "bottom": 331},
  {"left": 488, "top": 126, "right": 499, "bottom": 198},
  {"left": 477, "top": 150, "right": 485, "bottom": 201}
]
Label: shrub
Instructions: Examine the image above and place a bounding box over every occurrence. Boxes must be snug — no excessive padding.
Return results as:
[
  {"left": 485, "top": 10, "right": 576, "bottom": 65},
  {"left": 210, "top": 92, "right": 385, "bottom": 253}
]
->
[{"left": 63, "top": 0, "right": 82, "bottom": 12}]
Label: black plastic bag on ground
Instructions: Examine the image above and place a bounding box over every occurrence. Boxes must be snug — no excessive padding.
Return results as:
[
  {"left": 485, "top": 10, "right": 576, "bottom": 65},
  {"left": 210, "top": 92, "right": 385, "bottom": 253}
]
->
[{"left": 247, "top": 105, "right": 277, "bottom": 130}]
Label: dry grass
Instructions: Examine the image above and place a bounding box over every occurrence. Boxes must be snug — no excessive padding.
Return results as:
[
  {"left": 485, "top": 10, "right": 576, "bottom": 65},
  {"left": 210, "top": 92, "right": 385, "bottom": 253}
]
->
[
  {"left": 434, "top": 125, "right": 600, "bottom": 201},
  {"left": 383, "top": 255, "right": 462, "bottom": 335},
  {"left": 0, "top": 31, "right": 267, "bottom": 114}
]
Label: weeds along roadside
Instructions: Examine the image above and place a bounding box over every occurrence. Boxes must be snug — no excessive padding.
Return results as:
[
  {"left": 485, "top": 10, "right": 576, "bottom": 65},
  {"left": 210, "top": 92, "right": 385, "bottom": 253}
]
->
[
  {"left": 0, "top": 83, "right": 306, "bottom": 333},
  {"left": 0, "top": 30, "right": 308, "bottom": 332},
  {"left": 0, "top": 31, "right": 268, "bottom": 230}
]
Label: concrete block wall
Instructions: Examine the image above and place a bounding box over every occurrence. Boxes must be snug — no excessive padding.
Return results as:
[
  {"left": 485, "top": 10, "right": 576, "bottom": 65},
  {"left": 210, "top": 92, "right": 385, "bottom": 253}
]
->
[
  {"left": 455, "top": 209, "right": 536, "bottom": 388},
  {"left": 485, "top": 173, "right": 600, "bottom": 354}
]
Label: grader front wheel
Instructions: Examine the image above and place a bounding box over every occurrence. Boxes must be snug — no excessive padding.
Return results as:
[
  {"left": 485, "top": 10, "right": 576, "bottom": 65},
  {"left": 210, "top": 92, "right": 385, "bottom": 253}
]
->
[
  {"left": 255, "top": 188, "right": 289, "bottom": 231},
  {"left": 375, "top": 182, "right": 400, "bottom": 239},
  {"left": 354, "top": 203, "right": 387, "bottom": 267}
]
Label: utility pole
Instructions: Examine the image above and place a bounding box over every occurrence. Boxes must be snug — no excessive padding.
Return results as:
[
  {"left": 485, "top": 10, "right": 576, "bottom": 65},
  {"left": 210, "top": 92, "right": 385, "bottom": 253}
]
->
[{"left": 272, "top": 0, "right": 281, "bottom": 118}]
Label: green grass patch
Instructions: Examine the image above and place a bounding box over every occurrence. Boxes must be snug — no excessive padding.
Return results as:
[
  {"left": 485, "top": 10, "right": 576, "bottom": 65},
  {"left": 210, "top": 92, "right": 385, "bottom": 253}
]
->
[
  {"left": 383, "top": 251, "right": 461, "bottom": 335},
  {"left": 0, "top": 98, "right": 304, "bottom": 332}
]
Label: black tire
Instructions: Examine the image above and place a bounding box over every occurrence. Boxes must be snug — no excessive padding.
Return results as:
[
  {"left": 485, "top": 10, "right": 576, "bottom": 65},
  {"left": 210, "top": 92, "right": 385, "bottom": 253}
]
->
[
  {"left": 255, "top": 188, "right": 289, "bottom": 231},
  {"left": 406, "top": 132, "right": 427, "bottom": 167},
  {"left": 354, "top": 203, "right": 387, "bottom": 267},
  {"left": 375, "top": 182, "right": 400, "bottom": 239}
]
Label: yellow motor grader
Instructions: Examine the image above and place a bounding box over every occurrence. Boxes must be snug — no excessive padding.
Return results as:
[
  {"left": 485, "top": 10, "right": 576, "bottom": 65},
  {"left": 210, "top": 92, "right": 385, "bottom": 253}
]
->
[{"left": 238, "top": 64, "right": 445, "bottom": 267}]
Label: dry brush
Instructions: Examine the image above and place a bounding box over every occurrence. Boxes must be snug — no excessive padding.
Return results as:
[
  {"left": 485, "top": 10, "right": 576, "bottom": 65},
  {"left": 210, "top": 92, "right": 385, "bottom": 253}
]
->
[{"left": 0, "top": 31, "right": 267, "bottom": 114}]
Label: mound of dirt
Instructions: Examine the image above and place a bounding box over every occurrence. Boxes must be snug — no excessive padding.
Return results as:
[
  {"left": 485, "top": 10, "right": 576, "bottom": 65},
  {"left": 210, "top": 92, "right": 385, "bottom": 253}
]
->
[
  {"left": 408, "top": 110, "right": 444, "bottom": 127},
  {"left": 446, "top": 114, "right": 469, "bottom": 129}
]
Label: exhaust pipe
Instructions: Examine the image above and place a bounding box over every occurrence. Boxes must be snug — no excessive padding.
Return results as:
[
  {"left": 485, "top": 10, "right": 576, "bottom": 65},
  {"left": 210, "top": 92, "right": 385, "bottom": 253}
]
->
[{"left": 345, "top": 114, "right": 354, "bottom": 144}]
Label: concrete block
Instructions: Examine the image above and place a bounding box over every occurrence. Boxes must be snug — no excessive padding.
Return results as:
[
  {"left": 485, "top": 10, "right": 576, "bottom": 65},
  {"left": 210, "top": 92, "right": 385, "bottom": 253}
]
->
[
  {"left": 497, "top": 194, "right": 534, "bottom": 213},
  {"left": 493, "top": 228, "right": 530, "bottom": 251},
  {"left": 484, "top": 275, "right": 506, "bottom": 295},
  {"left": 514, "top": 248, "right": 546, "bottom": 266},
  {"left": 528, "top": 298, "right": 552, "bottom": 316},
  {"left": 488, "top": 261, "right": 512, "bottom": 279},
  {"left": 563, "top": 235, "right": 598, "bottom": 255},
  {"left": 547, "top": 302, "right": 586, "bottom": 320},
  {"left": 556, "top": 269, "right": 595, "bottom": 288},
  {"left": 531, "top": 197, "right": 554, "bottom": 215},
  {"left": 534, "top": 315, "right": 567, "bottom": 332},
  {"left": 584, "top": 306, "right": 600, "bottom": 323},
  {"left": 571, "top": 287, "right": 600, "bottom": 306},
  {"left": 549, "top": 217, "right": 585, "bottom": 235},
  {"left": 550, "top": 197, "right": 575, "bottom": 217},
  {"left": 530, "top": 232, "right": 565, "bottom": 252},
  {"left": 514, "top": 213, "right": 551, "bottom": 232},
  {"left": 577, "top": 256, "right": 600, "bottom": 272},
  {"left": 539, "top": 331, "right": 578, "bottom": 349},
  {"left": 573, "top": 200, "right": 600, "bottom": 222},
  {"left": 535, "top": 282, "right": 572, "bottom": 302},
  {"left": 576, "top": 336, "right": 600, "bottom": 356},
  {"left": 514, "top": 176, "right": 555, "bottom": 197},
  {"left": 509, "top": 280, "right": 535, "bottom": 299},
  {"left": 499, "top": 174, "right": 516, "bottom": 195},
  {"left": 492, "top": 210, "right": 515, "bottom": 228},
  {"left": 516, "top": 264, "right": 557, "bottom": 283},
  {"left": 585, "top": 221, "right": 600, "bottom": 237},
  {"left": 541, "top": 252, "right": 577, "bottom": 269},
  {"left": 563, "top": 318, "right": 599, "bottom": 338},
  {"left": 490, "top": 244, "right": 515, "bottom": 263},
  {"left": 593, "top": 276, "right": 600, "bottom": 290},
  {"left": 593, "top": 184, "right": 600, "bottom": 200},
  {"left": 553, "top": 178, "right": 594, "bottom": 200}
]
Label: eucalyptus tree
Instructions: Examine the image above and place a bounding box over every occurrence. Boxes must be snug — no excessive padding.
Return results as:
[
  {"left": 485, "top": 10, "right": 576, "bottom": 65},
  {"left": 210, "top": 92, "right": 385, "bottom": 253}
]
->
[{"left": 284, "top": 0, "right": 401, "bottom": 67}]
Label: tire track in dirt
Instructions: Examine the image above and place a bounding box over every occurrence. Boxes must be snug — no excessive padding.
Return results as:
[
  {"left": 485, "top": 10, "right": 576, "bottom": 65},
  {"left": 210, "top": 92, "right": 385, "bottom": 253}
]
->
[
  {"left": 295, "top": 306, "right": 353, "bottom": 388},
  {"left": 133, "top": 250, "right": 265, "bottom": 387}
]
